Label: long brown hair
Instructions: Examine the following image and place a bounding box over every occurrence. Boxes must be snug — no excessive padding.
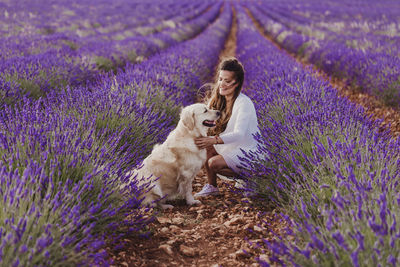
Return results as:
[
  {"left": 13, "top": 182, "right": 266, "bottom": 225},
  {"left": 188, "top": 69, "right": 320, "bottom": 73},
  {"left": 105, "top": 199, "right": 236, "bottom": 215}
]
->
[{"left": 205, "top": 57, "right": 245, "bottom": 136}]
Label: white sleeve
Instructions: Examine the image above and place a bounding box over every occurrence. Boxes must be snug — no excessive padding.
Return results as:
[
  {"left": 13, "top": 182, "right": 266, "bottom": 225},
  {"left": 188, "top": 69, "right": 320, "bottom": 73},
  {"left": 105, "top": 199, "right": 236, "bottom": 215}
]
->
[{"left": 219, "top": 100, "right": 251, "bottom": 144}]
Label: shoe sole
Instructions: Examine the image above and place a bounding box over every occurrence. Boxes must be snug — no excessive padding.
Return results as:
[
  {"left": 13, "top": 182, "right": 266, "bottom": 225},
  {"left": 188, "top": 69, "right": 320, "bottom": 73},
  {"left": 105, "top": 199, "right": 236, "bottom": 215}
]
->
[{"left": 194, "top": 191, "right": 220, "bottom": 198}]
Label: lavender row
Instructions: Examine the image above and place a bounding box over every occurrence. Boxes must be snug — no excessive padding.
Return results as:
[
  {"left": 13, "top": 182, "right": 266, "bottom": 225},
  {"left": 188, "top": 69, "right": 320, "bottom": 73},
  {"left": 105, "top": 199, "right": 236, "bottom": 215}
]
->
[
  {"left": 0, "top": 0, "right": 207, "bottom": 59},
  {"left": 234, "top": 4, "right": 400, "bottom": 266},
  {"left": 74, "top": 1, "right": 222, "bottom": 71},
  {"left": 1, "top": 0, "right": 203, "bottom": 38},
  {"left": 0, "top": 0, "right": 220, "bottom": 106},
  {"left": 244, "top": 0, "right": 400, "bottom": 107},
  {"left": 115, "top": 2, "right": 211, "bottom": 38},
  {"left": 0, "top": 2, "right": 231, "bottom": 265}
]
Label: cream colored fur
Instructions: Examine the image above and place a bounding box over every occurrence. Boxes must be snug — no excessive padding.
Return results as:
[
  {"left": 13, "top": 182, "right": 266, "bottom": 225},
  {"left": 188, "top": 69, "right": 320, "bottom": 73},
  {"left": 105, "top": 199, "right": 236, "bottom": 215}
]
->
[{"left": 126, "top": 103, "right": 220, "bottom": 209}]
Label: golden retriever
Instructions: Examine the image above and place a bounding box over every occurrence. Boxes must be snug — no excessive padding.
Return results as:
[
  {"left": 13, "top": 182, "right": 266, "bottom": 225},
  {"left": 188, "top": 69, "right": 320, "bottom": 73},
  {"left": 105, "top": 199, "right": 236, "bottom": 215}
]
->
[{"left": 125, "top": 103, "right": 220, "bottom": 209}]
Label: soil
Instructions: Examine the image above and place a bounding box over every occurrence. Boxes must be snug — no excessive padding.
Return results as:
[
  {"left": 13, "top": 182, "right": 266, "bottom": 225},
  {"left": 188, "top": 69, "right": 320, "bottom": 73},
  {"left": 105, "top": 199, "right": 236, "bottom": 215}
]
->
[{"left": 108, "top": 170, "right": 282, "bottom": 267}]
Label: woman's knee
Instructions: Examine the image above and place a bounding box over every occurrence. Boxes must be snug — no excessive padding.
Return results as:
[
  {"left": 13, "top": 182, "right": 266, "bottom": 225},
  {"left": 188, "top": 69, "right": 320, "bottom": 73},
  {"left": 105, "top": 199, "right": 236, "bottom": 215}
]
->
[{"left": 208, "top": 156, "right": 226, "bottom": 171}]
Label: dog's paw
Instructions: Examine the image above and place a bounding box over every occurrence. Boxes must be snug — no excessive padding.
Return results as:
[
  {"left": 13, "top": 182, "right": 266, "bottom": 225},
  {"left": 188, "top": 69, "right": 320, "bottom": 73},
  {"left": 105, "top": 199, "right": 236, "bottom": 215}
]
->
[
  {"left": 160, "top": 204, "right": 174, "bottom": 210},
  {"left": 187, "top": 199, "right": 202, "bottom": 206}
]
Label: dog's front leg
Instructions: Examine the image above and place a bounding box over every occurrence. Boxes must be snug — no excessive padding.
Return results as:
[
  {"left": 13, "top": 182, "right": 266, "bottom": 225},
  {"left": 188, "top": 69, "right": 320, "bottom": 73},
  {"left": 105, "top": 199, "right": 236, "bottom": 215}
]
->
[
  {"left": 186, "top": 194, "right": 201, "bottom": 206},
  {"left": 184, "top": 176, "right": 201, "bottom": 206}
]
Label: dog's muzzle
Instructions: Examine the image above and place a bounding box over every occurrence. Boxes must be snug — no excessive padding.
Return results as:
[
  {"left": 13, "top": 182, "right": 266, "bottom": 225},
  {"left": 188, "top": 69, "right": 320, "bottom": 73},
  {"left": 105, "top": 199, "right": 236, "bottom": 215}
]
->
[{"left": 202, "top": 120, "right": 216, "bottom": 127}]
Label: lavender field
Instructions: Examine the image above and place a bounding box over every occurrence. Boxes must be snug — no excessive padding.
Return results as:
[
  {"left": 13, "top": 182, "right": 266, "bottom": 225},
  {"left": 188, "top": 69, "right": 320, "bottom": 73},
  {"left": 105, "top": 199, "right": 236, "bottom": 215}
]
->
[
  {"left": 247, "top": 0, "right": 400, "bottom": 106},
  {"left": 1, "top": 0, "right": 400, "bottom": 266}
]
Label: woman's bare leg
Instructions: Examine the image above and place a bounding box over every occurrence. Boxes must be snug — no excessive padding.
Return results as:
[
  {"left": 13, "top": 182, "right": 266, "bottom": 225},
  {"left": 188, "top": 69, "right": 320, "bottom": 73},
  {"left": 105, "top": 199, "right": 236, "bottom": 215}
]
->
[
  {"left": 207, "top": 156, "right": 236, "bottom": 187},
  {"left": 217, "top": 167, "right": 236, "bottom": 178},
  {"left": 205, "top": 146, "right": 237, "bottom": 187},
  {"left": 205, "top": 147, "right": 218, "bottom": 186}
]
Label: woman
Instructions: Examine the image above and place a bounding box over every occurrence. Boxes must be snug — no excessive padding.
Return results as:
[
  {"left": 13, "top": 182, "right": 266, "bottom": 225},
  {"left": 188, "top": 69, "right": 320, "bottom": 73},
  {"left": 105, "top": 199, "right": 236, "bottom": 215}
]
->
[{"left": 194, "top": 57, "right": 259, "bottom": 197}]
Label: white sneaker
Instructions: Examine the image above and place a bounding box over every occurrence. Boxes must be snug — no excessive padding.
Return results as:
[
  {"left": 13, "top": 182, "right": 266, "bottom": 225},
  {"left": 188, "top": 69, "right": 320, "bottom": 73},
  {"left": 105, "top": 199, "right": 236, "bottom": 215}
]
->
[{"left": 194, "top": 184, "right": 220, "bottom": 198}]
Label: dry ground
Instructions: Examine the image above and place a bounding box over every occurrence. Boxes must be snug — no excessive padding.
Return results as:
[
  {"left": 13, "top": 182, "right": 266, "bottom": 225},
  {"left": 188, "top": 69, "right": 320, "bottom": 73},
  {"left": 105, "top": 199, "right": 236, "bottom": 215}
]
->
[{"left": 109, "top": 170, "right": 282, "bottom": 267}]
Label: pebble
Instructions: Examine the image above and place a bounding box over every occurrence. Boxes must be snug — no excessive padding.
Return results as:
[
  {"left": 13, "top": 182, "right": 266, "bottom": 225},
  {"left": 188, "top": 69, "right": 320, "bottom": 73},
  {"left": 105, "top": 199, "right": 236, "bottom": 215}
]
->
[
  {"left": 244, "top": 222, "right": 254, "bottom": 229},
  {"left": 159, "top": 227, "right": 169, "bottom": 234},
  {"left": 172, "top": 217, "right": 184, "bottom": 225},
  {"left": 169, "top": 225, "right": 181, "bottom": 233},
  {"left": 234, "top": 249, "right": 251, "bottom": 259},
  {"left": 159, "top": 244, "right": 173, "bottom": 256},
  {"left": 166, "top": 239, "right": 176, "bottom": 245},
  {"left": 189, "top": 206, "right": 201, "bottom": 211},
  {"left": 179, "top": 244, "right": 196, "bottom": 257},
  {"left": 253, "top": 225, "right": 264, "bottom": 232},
  {"left": 157, "top": 216, "right": 171, "bottom": 224},
  {"left": 223, "top": 217, "right": 243, "bottom": 227}
]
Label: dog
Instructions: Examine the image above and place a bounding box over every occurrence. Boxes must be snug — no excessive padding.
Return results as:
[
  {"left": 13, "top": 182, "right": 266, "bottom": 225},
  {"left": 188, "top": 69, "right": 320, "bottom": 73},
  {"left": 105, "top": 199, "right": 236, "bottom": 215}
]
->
[{"left": 124, "top": 103, "right": 220, "bottom": 209}]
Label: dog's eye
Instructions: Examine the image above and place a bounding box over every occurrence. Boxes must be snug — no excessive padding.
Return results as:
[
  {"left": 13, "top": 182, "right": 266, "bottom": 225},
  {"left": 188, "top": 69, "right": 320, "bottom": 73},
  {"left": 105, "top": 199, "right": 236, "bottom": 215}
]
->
[{"left": 203, "top": 109, "right": 207, "bottom": 113}]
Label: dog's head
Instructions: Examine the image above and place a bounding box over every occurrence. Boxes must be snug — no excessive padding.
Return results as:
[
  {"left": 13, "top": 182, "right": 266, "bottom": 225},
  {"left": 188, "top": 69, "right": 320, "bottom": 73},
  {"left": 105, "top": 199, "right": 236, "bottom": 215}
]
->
[{"left": 180, "top": 103, "right": 220, "bottom": 136}]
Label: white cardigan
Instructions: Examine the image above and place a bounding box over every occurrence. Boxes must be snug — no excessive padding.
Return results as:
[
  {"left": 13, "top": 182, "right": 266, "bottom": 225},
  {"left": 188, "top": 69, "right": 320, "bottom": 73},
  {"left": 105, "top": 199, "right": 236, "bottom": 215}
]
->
[{"left": 212, "top": 93, "right": 259, "bottom": 173}]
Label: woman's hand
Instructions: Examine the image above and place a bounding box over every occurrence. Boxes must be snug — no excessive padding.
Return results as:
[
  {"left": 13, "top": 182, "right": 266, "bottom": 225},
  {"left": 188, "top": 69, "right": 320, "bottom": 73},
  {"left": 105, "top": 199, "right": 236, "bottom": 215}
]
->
[{"left": 194, "top": 137, "right": 216, "bottom": 149}]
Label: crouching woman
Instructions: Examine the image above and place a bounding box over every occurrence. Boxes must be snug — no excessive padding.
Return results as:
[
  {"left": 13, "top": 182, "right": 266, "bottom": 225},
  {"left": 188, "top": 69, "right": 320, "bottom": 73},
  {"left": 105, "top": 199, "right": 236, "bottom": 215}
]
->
[{"left": 194, "top": 57, "right": 259, "bottom": 197}]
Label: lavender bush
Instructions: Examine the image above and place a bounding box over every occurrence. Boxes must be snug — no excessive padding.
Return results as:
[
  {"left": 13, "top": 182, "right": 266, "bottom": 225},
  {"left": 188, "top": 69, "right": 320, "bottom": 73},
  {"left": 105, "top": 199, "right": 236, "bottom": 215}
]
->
[
  {"left": 235, "top": 4, "right": 400, "bottom": 266},
  {"left": 244, "top": 0, "right": 400, "bottom": 107}
]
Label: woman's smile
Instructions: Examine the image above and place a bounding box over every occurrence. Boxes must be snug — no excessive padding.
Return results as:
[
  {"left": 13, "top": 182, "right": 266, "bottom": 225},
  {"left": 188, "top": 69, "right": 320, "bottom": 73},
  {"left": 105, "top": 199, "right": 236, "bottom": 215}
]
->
[{"left": 218, "top": 70, "right": 236, "bottom": 99}]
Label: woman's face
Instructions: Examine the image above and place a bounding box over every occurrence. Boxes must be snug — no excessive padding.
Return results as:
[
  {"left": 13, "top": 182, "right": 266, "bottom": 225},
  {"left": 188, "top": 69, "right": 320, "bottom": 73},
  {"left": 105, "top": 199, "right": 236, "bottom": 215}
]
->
[{"left": 218, "top": 70, "right": 237, "bottom": 99}]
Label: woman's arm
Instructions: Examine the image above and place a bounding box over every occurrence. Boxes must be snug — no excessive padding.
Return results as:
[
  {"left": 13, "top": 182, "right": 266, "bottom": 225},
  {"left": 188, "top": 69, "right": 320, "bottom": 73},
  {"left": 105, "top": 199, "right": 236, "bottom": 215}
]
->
[
  {"left": 195, "top": 97, "right": 257, "bottom": 149},
  {"left": 218, "top": 99, "right": 254, "bottom": 144}
]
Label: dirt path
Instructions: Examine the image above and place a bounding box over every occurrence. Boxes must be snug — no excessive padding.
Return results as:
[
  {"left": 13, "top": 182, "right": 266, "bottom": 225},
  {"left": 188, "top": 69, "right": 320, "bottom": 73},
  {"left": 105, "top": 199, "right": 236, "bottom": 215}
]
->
[
  {"left": 219, "top": 4, "right": 237, "bottom": 60},
  {"left": 245, "top": 8, "right": 400, "bottom": 139},
  {"left": 108, "top": 5, "right": 283, "bottom": 267},
  {"left": 109, "top": 169, "right": 281, "bottom": 267}
]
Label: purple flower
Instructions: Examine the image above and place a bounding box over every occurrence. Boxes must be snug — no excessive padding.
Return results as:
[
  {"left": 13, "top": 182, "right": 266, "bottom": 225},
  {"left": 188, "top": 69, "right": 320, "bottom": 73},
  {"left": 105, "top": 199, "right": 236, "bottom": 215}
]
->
[
  {"left": 387, "top": 255, "right": 396, "bottom": 266},
  {"left": 351, "top": 250, "right": 360, "bottom": 267},
  {"left": 332, "top": 231, "right": 348, "bottom": 250},
  {"left": 311, "top": 235, "right": 325, "bottom": 251}
]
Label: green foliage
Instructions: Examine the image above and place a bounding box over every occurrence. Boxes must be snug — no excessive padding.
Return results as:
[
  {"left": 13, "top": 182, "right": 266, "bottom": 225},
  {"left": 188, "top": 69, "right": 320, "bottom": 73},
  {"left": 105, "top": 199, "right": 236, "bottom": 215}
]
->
[
  {"left": 381, "top": 78, "right": 400, "bottom": 107},
  {"left": 94, "top": 56, "right": 116, "bottom": 73},
  {"left": 63, "top": 40, "right": 79, "bottom": 51},
  {"left": 39, "top": 26, "right": 56, "bottom": 35}
]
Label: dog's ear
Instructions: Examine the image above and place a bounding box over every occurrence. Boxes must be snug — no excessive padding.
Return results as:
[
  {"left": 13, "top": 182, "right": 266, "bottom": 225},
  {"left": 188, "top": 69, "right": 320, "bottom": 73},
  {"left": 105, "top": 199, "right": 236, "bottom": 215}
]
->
[{"left": 181, "top": 108, "right": 195, "bottom": 131}]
